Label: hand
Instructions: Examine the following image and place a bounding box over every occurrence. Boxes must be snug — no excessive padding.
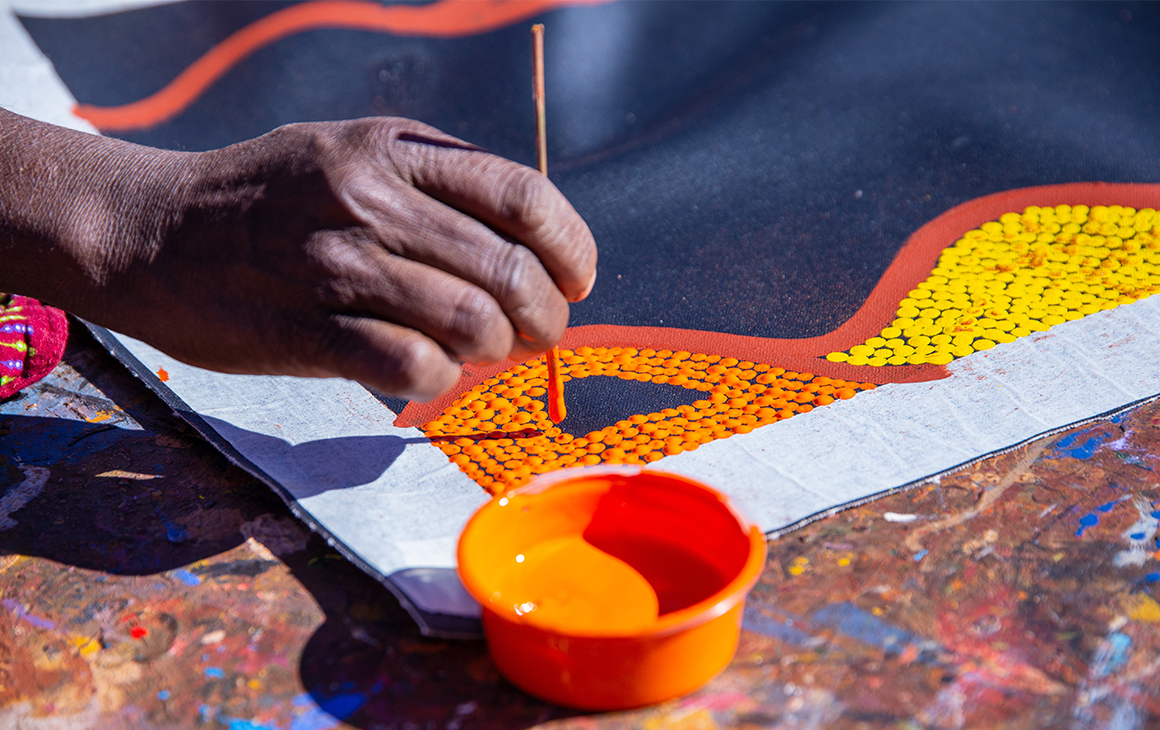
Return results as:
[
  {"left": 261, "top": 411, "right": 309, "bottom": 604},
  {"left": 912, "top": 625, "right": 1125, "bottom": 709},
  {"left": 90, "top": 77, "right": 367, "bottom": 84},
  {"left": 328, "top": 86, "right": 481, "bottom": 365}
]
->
[{"left": 0, "top": 112, "right": 597, "bottom": 401}]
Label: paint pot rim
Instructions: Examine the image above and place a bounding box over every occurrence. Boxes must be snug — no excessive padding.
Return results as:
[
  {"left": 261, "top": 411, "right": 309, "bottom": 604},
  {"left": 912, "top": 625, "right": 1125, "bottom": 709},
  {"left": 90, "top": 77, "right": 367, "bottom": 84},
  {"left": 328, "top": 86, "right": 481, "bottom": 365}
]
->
[{"left": 457, "top": 465, "right": 767, "bottom": 639}]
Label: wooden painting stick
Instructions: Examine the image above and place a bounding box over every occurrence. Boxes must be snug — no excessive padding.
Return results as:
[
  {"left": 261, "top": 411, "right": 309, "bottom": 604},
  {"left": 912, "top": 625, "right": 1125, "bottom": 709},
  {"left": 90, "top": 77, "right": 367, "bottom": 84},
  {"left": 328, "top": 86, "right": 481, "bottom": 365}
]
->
[{"left": 532, "top": 23, "right": 567, "bottom": 423}]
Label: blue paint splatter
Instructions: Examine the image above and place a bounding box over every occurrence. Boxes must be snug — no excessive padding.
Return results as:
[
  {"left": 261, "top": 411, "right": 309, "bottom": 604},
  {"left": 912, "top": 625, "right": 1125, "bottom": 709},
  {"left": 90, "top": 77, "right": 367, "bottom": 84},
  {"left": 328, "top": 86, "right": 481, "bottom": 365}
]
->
[
  {"left": 164, "top": 521, "right": 189, "bottom": 544},
  {"left": 317, "top": 694, "right": 367, "bottom": 720},
  {"left": 812, "top": 602, "right": 934, "bottom": 657},
  {"left": 1077, "top": 499, "right": 1124, "bottom": 537},
  {"left": 913, "top": 549, "right": 929, "bottom": 562},
  {"left": 172, "top": 569, "right": 201, "bottom": 586},
  {"left": 1093, "top": 632, "right": 1132, "bottom": 678},
  {"left": 291, "top": 708, "right": 340, "bottom": 730},
  {"left": 742, "top": 605, "right": 812, "bottom": 646},
  {"left": 221, "top": 719, "right": 279, "bottom": 730},
  {"left": 157, "top": 690, "right": 170, "bottom": 700},
  {"left": 1, "top": 599, "right": 55, "bottom": 630},
  {"left": 1051, "top": 429, "right": 1113, "bottom": 460},
  {"left": 1077, "top": 513, "right": 1100, "bottom": 537},
  {"left": 1131, "top": 533, "right": 1147, "bottom": 541},
  {"left": 204, "top": 667, "right": 225, "bottom": 678},
  {"left": 1145, "top": 573, "right": 1160, "bottom": 583}
]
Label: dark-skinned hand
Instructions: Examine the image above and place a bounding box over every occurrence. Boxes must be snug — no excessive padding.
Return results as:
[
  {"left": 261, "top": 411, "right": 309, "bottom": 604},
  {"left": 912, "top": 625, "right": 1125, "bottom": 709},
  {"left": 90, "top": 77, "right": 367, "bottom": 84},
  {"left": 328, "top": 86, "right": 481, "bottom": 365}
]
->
[{"left": 0, "top": 110, "right": 597, "bottom": 401}]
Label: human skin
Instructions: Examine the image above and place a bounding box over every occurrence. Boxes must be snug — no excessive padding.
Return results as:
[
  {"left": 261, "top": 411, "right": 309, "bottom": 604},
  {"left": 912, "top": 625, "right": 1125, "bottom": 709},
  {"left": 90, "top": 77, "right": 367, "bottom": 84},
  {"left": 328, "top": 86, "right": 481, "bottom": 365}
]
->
[{"left": 0, "top": 109, "right": 597, "bottom": 401}]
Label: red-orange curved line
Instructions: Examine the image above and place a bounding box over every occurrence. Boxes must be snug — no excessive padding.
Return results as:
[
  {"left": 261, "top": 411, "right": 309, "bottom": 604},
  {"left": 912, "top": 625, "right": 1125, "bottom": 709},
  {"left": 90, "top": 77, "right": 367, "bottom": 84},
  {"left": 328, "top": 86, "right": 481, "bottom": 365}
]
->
[
  {"left": 394, "top": 181, "right": 1160, "bottom": 427},
  {"left": 73, "top": 0, "right": 608, "bottom": 132}
]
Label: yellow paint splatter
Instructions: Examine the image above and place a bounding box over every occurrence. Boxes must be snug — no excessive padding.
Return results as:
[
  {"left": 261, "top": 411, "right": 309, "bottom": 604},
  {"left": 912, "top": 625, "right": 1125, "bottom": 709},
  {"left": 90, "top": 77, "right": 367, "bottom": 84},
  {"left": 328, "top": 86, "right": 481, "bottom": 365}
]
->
[
  {"left": 71, "top": 635, "right": 101, "bottom": 658},
  {"left": 1124, "top": 593, "right": 1160, "bottom": 623}
]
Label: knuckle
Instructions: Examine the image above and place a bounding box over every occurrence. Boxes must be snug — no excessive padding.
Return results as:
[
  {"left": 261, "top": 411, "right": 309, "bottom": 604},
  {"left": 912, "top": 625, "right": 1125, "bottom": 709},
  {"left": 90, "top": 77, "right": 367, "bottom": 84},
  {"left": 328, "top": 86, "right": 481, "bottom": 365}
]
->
[
  {"left": 389, "top": 333, "right": 452, "bottom": 397},
  {"left": 493, "top": 247, "right": 566, "bottom": 346},
  {"left": 497, "top": 167, "right": 553, "bottom": 233},
  {"left": 447, "top": 288, "right": 508, "bottom": 361},
  {"left": 494, "top": 244, "right": 538, "bottom": 300}
]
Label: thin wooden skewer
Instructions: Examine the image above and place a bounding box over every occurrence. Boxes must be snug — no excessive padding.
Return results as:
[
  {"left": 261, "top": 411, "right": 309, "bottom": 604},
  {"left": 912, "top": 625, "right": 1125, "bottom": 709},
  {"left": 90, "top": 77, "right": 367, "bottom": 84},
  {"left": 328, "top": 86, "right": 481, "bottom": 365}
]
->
[{"left": 532, "top": 23, "right": 567, "bottom": 424}]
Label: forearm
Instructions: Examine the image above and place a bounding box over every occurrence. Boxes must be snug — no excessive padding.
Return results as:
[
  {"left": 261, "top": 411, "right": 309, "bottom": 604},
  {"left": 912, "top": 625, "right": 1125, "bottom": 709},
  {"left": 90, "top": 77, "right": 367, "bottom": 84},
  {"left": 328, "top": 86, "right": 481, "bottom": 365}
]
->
[{"left": 0, "top": 108, "right": 185, "bottom": 317}]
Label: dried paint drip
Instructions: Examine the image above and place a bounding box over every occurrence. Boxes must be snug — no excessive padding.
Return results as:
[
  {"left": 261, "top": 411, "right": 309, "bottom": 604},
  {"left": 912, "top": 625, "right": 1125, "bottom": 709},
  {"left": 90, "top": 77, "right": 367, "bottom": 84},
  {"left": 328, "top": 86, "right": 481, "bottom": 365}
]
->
[
  {"left": 828, "top": 204, "right": 1160, "bottom": 365},
  {"left": 422, "top": 348, "right": 874, "bottom": 493}
]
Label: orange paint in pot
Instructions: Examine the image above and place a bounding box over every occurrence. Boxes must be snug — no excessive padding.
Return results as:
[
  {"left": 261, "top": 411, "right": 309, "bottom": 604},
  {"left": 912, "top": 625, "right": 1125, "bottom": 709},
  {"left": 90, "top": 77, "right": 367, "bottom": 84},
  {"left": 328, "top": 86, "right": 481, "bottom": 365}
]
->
[{"left": 457, "top": 467, "right": 766, "bottom": 710}]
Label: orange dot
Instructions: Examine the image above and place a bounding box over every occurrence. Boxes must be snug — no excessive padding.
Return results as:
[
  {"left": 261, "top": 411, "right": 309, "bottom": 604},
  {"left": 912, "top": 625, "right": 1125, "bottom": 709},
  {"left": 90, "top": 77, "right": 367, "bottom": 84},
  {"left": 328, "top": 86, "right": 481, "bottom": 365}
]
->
[
  {"left": 814, "top": 395, "right": 835, "bottom": 406},
  {"left": 835, "top": 388, "right": 857, "bottom": 400},
  {"left": 527, "top": 387, "right": 546, "bottom": 396}
]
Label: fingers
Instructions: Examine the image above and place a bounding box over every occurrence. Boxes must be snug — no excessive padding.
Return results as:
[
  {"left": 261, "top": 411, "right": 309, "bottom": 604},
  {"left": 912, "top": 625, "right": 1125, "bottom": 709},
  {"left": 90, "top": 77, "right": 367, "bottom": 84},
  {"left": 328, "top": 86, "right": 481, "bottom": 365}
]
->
[
  {"left": 343, "top": 181, "right": 570, "bottom": 358},
  {"left": 320, "top": 230, "right": 518, "bottom": 365},
  {"left": 385, "top": 125, "right": 598, "bottom": 303},
  {"left": 313, "top": 314, "right": 461, "bottom": 402}
]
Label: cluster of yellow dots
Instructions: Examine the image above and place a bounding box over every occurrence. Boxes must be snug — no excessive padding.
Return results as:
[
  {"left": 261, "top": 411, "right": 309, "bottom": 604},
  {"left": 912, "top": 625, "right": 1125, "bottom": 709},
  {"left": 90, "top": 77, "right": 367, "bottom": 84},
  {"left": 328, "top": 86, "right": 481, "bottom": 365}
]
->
[
  {"left": 422, "top": 347, "right": 875, "bottom": 494},
  {"left": 827, "top": 204, "right": 1160, "bottom": 366}
]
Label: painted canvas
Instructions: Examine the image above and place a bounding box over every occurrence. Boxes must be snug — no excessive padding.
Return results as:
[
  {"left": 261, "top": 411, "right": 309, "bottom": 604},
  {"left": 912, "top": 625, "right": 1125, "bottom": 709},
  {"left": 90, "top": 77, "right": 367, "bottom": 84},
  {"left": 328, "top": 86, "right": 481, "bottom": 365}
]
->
[{"left": 5, "top": 0, "right": 1160, "bottom": 635}]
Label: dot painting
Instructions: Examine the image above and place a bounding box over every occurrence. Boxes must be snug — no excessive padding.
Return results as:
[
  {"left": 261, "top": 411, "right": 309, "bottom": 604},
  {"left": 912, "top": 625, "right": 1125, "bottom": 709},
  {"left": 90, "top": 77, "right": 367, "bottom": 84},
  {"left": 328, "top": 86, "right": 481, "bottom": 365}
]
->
[
  {"left": 828, "top": 205, "right": 1160, "bottom": 366},
  {"left": 425, "top": 202, "right": 1160, "bottom": 494},
  {"left": 421, "top": 349, "right": 874, "bottom": 494}
]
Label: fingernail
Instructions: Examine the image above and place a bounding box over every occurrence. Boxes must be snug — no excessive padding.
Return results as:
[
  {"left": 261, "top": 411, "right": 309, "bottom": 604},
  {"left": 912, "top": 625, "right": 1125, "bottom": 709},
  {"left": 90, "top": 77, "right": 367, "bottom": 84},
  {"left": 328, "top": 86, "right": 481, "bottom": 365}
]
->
[{"left": 571, "top": 273, "right": 597, "bottom": 302}]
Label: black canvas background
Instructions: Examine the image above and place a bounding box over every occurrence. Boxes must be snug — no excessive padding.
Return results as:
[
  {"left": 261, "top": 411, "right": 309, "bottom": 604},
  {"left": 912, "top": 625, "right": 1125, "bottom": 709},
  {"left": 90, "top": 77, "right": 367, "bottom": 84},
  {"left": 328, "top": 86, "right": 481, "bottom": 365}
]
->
[{"left": 20, "top": 1, "right": 1160, "bottom": 424}]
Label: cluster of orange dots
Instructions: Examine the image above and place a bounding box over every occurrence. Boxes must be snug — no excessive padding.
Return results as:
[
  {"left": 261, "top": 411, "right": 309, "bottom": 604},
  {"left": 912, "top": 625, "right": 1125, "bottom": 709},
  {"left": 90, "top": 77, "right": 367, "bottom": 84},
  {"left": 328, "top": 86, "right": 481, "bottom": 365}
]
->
[{"left": 422, "top": 347, "right": 874, "bottom": 494}]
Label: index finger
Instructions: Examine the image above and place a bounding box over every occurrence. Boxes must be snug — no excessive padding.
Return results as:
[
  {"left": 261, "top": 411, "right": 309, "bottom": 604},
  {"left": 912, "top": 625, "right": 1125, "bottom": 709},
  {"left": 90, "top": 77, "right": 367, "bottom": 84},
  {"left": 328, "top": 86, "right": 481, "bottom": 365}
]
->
[{"left": 386, "top": 126, "right": 597, "bottom": 302}]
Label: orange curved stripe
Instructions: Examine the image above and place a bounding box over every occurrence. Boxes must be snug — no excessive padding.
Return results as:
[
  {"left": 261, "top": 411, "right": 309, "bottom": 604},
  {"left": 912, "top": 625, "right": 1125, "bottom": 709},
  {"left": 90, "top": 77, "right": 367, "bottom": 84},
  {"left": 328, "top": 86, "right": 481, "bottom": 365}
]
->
[
  {"left": 394, "top": 181, "right": 1160, "bottom": 427},
  {"left": 73, "top": 0, "right": 609, "bottom": 132}
]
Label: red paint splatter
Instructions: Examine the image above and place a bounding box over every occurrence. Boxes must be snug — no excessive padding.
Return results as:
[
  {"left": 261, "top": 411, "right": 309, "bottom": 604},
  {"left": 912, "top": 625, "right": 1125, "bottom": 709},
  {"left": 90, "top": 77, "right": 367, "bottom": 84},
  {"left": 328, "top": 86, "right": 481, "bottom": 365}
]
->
[
  {"left": 157, "top": 368, "right": 169, "bottom": 382},
  {"left": 130, "top": 626, "right": 148, "bottom": 639}
]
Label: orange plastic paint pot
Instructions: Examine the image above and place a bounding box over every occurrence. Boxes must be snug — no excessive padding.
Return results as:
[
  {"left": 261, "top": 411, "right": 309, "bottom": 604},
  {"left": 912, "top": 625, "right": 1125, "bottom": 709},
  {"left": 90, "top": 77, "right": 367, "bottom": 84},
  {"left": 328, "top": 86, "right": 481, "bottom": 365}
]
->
[{"left": 457, "top": 466, "right": 767, "bottom": 710}]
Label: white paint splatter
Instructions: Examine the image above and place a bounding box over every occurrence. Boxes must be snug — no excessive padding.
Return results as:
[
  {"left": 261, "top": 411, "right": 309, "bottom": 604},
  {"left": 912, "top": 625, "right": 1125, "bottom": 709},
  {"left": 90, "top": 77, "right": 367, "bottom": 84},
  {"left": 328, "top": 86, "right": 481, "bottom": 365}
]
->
[
  {"left": 1112, "top": 498, "right": 1158, "bottom": 568},
  {"left": 883, "top": 512, "right": 919, "bottom": 523},
  {"left": 0, "top": 466, "right": 49, "bottom": 530}
]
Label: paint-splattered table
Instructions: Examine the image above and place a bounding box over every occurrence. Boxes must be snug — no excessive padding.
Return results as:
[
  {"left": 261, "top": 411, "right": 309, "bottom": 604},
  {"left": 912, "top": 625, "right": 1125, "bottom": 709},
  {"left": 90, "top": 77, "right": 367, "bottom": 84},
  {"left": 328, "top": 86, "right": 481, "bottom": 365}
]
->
[{"left": 2, "top": 324, "right": 1158, "bottom": 730}]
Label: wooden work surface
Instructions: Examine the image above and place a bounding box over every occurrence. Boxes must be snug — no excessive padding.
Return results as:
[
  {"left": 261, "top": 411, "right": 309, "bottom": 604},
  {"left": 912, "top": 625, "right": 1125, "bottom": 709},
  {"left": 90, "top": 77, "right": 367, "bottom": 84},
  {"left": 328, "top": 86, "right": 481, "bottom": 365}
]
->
[{"left": 2, "top": 324, "right": 1159, "bottom": 729}]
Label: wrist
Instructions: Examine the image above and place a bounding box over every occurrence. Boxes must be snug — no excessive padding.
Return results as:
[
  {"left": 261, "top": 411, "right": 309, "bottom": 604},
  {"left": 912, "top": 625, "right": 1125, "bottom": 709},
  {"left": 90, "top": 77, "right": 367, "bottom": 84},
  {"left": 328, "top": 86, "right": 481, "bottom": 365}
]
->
[{"left": 0, "top": 110, "right": 193, "bottom": 321}]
